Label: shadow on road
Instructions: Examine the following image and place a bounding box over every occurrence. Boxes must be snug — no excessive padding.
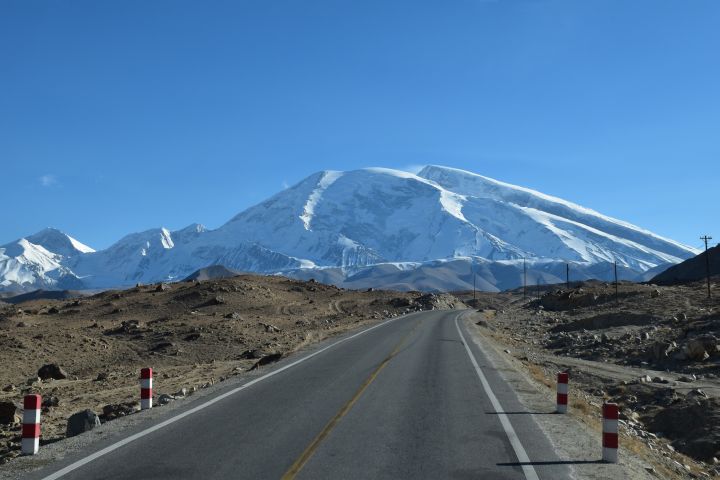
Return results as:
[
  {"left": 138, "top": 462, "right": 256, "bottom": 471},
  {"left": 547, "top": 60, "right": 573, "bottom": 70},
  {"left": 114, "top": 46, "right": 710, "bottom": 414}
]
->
[
  {"left": 498, "top": 460, "right": 604, "bottom": 466},
  {"left": 484, "top": 411, "right": 558, "bottom": 415}
]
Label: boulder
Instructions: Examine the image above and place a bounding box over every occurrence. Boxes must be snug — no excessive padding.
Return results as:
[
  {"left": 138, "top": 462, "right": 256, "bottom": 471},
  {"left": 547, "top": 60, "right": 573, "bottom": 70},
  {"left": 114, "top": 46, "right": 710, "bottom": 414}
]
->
[
  {"left": 650, "top": 341, "right": 676, "bottom": 361},
  {"left": 66, "top": 410, "right": 101, "bottom": 437},
  {"left": 684, "top": 339, "right": 710, "bottom": 361},
  {"left": 0, "top": 401, "right": 18, "bottom": 424},
  {"left": 38, "top": 363, "right": 68, "bottom": 380}
]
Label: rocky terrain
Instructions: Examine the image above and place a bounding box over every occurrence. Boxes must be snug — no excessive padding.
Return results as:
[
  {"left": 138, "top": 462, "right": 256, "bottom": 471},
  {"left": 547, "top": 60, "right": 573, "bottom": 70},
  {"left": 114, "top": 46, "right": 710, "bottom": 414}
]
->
[
  {"left": 458, "top": 280, "right": 720, "bottom": 478},
  {"left": 0, "top": 274, "right": 462, "bottom": 466}
]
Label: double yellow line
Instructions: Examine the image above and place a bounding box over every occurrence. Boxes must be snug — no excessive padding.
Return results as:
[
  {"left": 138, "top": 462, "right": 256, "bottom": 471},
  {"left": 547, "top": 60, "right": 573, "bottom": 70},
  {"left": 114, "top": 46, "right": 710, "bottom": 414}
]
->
[{"left": 281, "top": 319, "right": 420, "bottom": 479}]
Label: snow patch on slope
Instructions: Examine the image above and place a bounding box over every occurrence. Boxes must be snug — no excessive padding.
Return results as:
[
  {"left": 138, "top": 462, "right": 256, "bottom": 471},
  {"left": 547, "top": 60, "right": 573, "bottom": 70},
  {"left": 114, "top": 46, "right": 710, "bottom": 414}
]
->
[
  {"left": 300, "top": 171, "right": 343, "bottom": 231},
  {"left": 67, "top": 235, "right": 95, "bottom": 253}
]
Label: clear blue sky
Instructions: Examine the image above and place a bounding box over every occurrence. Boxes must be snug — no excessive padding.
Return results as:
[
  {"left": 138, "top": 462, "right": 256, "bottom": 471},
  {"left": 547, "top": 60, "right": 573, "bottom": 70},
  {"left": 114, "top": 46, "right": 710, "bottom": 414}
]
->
[{"left": 1, "top": 0, "right": 718, "bottom": 250}]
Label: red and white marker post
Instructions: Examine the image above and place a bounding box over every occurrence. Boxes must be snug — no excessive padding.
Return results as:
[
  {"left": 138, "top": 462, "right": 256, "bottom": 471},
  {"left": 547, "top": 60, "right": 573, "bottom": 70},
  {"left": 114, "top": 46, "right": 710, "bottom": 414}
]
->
[
  {"left": 602, "top": 402, "right": 619, "bottom": 463},
  {"left": 556, "top": 372, "right": 569, "bottom": 413},
  {"left": 22, "top": 394, "right": 41, "bottom": 455},
  {"left": 140, "top": 368, "right": 153, "bottom": 410}
]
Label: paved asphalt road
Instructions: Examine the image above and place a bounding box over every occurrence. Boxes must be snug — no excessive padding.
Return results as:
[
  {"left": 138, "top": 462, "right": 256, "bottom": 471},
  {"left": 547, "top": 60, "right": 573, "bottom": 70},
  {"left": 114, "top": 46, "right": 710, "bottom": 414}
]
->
[{"left": 28, "top": 310, "right": 572, "bottom": 480}]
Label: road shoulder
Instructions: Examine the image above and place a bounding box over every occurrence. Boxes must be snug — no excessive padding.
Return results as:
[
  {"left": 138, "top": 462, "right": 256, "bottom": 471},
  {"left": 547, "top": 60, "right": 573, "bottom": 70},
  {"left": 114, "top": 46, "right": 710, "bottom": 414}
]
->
[{"left": 460, "top": 311, "right": 656, "bottom": 480}]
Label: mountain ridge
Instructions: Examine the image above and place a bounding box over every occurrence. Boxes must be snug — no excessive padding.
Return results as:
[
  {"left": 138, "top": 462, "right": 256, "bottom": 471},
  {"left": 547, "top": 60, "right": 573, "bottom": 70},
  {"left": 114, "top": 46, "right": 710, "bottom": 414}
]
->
[{"left": 0, "top": 166, "right": 699, "bottom": 293}]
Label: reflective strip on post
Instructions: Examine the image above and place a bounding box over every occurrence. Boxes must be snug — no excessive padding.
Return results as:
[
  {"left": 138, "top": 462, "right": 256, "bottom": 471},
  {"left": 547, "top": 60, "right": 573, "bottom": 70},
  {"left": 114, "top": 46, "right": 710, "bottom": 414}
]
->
[
  {"left": 556, "top": 372, "right": 569, "bottom": 414},
  {"left": 602, "top": 403, "right": 619, "bottom": 463},
  {"left": 22, "top": 394, "right": 41, "bottom": 455},
  {"left": 140, "top": 368, "right": 153, "bottom": 410}
]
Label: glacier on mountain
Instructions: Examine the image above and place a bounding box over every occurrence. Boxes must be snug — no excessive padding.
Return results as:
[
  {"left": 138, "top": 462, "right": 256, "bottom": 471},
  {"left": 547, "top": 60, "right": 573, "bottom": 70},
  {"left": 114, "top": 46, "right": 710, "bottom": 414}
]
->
[{"left": 0, "top": 166, "right": 699, "bottom": 293}]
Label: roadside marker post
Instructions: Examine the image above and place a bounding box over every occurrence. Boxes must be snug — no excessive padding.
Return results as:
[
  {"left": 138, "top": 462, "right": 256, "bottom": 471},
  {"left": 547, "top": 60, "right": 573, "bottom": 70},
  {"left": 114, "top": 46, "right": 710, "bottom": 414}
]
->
[
  {"left": 602, "top": 403, "right": 619, "bottom": 463},
  {"left": 556, "top": 372, "right": 569, "bottom": 413},
  {"left": 22, "top": 394, "right": 41, "bottom": 455},
  {"left": 140, "top": 368, "right": 153, "bottom": 410}
]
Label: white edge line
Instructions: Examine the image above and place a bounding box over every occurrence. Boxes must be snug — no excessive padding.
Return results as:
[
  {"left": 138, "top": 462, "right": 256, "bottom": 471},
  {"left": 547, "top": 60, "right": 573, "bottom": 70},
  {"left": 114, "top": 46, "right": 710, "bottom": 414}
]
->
[
  {"left": 454, "top": 313, "right": 541, "bottom": 480},
  {"left": 41, "top": 314, "right": 407, "bottom": 480}
]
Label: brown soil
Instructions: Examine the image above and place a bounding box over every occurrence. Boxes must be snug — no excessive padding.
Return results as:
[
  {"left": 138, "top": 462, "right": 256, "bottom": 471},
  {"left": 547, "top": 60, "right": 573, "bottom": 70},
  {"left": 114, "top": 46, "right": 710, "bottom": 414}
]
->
[
  {"left": 0, "top": 275, "right": 462, "bottom": 465},
  {"left": 455, "top": 280, "right": 720, "bottom": 478}
]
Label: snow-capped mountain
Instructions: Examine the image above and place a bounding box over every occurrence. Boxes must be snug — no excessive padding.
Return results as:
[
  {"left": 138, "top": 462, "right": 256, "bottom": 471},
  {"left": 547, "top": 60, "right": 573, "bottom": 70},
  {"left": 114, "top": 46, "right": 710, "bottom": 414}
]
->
[
  {"left": 0, "top": 229, "right": 91, "bottom": 293},
  {"left": 0, "top": 166, "right": 699, "bottom": 293}
]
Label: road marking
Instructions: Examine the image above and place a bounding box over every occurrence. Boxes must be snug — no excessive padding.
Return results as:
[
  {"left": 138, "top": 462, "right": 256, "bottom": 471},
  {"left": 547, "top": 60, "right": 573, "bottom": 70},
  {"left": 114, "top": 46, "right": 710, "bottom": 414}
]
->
[
  {"left": 40, "top": 314, "right": 414, "bottom": 480},
  {"left": 281, "top": 318, "right": 420, "bottom": 479},
  {"left": 454, "top": 314, "right": 540, "bottom": 480}
]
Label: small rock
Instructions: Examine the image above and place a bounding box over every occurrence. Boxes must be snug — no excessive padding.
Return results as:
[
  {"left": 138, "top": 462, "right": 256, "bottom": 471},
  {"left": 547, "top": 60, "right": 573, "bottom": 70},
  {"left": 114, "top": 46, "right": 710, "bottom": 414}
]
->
[
  {"left": 42, "top": 396, "right": 60, "bottom": 408},
  {"left": 260, "top": 323, "right": 282, "bottom": 333},
  {"left": 209, "top": 295, "right": 225, "bottom": 305},
  {"left": 95, "top": 372, "right": 109, "bottom": 382},
  {"left": 504, "top": 349, "right": 511, "bottom": 354},
  {"left": 688, "top": 388, "right": 708, "bottom": 398},
  {"left": 16, "top": 322, "right": 28, "bottom": 327},
  {"left": 2, "top": 384, "right": 16, "bottom": 392},
  {"left": 158, "top": 394, "right": 174, "bottom": 405},
  {"left": 174, "top": 388, "right": 188, "bottom": 397},
  {"left": 66, "top": 410, "right": 101, "bottom": 437},
  {"left": 639, "top": 375, "right": 652, "bottom": 383},
  {"left": 651, "top": 289, "right": 661, "bottom": 298},
  {"left": 224, "top": 312, "right": 242, "bottom": 320},
  {"left": 101, "top": 402, "right": 138, "bottom": 421},
  {"left": 155, "top": 283, "right": 169, "bottom": 292},
  {"left": 38, "top": 363, "right": 68, "bottom": 381}
]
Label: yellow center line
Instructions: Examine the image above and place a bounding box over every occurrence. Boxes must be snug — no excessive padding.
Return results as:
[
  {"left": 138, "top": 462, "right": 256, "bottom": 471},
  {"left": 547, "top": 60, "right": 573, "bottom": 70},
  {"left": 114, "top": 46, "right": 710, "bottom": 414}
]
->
[{"left": 281, "top": 319, "right": 421, "bottom": 480}]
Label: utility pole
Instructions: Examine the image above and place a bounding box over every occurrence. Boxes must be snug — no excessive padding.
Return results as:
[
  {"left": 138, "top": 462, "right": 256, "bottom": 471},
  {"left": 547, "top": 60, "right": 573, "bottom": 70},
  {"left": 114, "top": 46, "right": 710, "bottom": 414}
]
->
[
  {"left": 523, "top": 258, "right": 527, "bottom": 299},
  {"left": 473, "top": 266, "right": 476, "bottom": 302},
  {"left": 701, "top": 235, "right": 713, "bottom": 299},
  {"left": 614, "top": 260, "right": 619, "bottom": 305},
  {"left": 566, "top": 263, "right": 570, "bottom": 289}
]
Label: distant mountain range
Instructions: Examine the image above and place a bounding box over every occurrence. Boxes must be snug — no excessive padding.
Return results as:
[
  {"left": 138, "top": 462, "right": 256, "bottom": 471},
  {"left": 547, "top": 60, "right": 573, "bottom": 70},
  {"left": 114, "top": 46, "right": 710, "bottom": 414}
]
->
[{"left": 0, "top": 166, "right": 699, "bottom": 293}]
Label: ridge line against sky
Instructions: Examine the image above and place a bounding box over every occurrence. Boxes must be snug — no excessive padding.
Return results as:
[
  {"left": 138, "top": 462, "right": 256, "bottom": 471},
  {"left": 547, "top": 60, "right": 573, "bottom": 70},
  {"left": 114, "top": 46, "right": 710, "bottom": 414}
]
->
[{"left": 1, "top": 0, "right": 718, "bottom": 250}]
